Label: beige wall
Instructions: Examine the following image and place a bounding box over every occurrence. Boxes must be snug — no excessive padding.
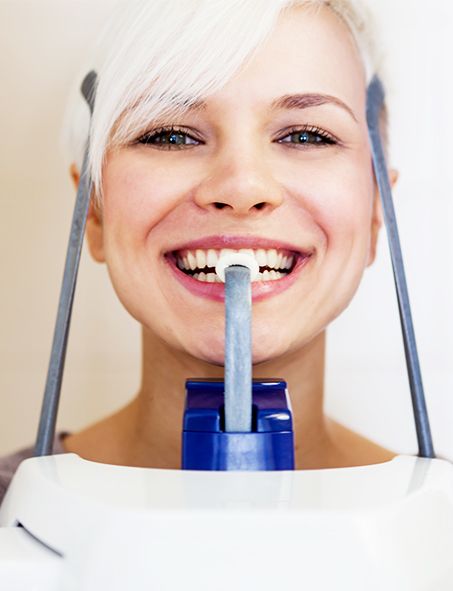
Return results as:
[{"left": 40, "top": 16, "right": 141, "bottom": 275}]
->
[
  {"left": 0, "top": 0, "right": 140, "bottom": 455},
  {"left": 1, "top": 1, "right": 452, "bottom": 458}
]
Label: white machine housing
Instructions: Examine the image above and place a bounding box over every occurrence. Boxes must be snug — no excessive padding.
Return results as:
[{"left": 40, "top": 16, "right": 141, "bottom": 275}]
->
[{"left": 1, "top": 453, "right": 453, "bottom": 590}]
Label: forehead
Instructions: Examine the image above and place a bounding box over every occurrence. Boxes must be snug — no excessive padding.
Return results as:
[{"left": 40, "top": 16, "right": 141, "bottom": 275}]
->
[{"left": 184, "top": 6, "right": 366, "bottom": 118}]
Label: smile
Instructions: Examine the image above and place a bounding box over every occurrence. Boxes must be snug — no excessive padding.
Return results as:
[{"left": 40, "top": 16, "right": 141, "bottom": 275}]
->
[
  {"left": 164, "top": 237, "right": 313, "bottom": 302},
  {"left": 175, "top": 248, "right": 296, "bottom": 282}
]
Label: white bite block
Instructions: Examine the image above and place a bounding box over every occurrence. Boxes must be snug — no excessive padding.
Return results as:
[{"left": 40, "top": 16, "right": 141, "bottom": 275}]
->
[{"left": 215, "top": 252, "right": 260, "bottom": 282}]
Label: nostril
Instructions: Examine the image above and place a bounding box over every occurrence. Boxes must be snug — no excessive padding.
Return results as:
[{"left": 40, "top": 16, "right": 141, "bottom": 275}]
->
[{"left": 212, "top": 201, "right": 268, "bottom": 211}]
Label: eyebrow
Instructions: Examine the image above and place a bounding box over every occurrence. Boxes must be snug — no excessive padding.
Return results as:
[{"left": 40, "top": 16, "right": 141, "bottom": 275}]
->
[
  {"left": 183, "top": 92, "right": 357, "bottom": 122},
  {"left": 270, "top": 93, "right": 358, "bottom": 122}
]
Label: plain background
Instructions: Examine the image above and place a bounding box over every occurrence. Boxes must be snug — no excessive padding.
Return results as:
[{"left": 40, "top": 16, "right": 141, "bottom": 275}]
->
[{"left": 0, "top": 1, "right": 452, "bottom": 458}]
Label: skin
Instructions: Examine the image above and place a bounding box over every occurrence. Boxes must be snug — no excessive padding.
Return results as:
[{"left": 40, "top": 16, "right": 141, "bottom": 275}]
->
[{"left": 65, "top": 6, "right": 398, "bottom": 469}]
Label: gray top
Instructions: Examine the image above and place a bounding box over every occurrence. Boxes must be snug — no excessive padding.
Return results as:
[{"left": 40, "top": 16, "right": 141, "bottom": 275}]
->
[{"left": 0, "top": 433, "right": 67, "bottom": 505}]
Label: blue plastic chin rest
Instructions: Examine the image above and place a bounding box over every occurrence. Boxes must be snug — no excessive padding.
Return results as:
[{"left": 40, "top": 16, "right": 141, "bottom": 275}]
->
[{"left": 182, "top": 379, "right": 295, "bottom": 471}]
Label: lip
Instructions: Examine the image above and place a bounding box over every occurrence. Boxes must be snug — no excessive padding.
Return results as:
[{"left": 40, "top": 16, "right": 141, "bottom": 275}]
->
[
  {"left": 164, "top": 235, "right": 314, "bottom": 302},
  {"left": 164, "top": 234, "right": 312, "bottom": 255}
]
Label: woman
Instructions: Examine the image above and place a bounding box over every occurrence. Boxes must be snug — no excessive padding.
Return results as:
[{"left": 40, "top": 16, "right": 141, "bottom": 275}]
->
[{"left": 0, "top": 0, "right": 398, "bottom": 499}]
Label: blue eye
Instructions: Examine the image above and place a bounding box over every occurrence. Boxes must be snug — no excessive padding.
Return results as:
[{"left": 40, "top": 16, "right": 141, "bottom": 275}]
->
[
  {"left": 138, "top": 127, "right": 199, "bottom": 148},
  {"left": 278, "top": 126, "right": 337, "bottom": 147},
  {"left": 136, "top": 124, "right": 337, "bottom": 150}
]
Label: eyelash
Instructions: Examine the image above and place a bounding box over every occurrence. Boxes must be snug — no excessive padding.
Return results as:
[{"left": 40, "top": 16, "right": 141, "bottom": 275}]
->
[{"left": 135, "top": 125, "right": 339, "bottom": 150}]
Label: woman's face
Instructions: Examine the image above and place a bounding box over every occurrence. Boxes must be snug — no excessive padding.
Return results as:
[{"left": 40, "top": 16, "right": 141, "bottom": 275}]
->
[{"left": 90, "top": 6, "right": 381, "bottom": 365}]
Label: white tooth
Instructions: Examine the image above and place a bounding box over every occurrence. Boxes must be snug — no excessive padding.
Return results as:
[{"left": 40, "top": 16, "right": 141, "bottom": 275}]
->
[
  {"left": 257, "top": 271, "right": 264, "bottom": 281},
  {"left": 239, "top": 248, "right": 255, "bottom": 257},
  {"left": 286, "top": 256, "right": 294, "bottom": 269},
  {"left": 193, "top": 273, "right": 199, "bottom": 280},
  {"left": 275, "top": 271, "right": 283, "bottom": 279},
  {"left": 215, "top": 274, "right": 223, "bottom": 283},
  {"left": 238, "top": 249, "right": 257, "bottom": 270},
  {"left": 276, "top": 252, "right": 283, "bottom": 269},
  {"left": 207, "top": 249, "right": 217, "bottom": 268},
  {"left": 220, "top": 248, "right": 234, "bottom": 259},
  {"left": 198, "top": 272, "right": 207, "bottom": 282},
  {"left": 183, "top": 255, "right": 190, "bottom": 270},
  {"left": 195, "top": 249, "right": 206, "bottom": 269},
  {"left": 206, "top": 273, "right": 216, "bottom": 283},
  {"left": 263, "top": 270, "right": 270, "bottom": 281},
  {"left": 255, "top": 249, "right": 267, "bottom": 267},
  {"left": 267, "top": 248, "right": 278, "bottom": 269},
  {"left": 187, "top": 251, "right": 197, "bottom": 271},
  {"left": 281, "top": 255, "right": 288, "bottom": 269},
  {"left": 177, "top": 258, "right": 184, "bottom": 269},
  {"left": 269, "top": 270, "right": 277, "bottom": 280}
]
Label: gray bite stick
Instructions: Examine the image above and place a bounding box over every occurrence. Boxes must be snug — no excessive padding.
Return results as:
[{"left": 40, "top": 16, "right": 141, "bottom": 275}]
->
[{"left": 224, "top": 266, "right": 253, "bottom": 433}]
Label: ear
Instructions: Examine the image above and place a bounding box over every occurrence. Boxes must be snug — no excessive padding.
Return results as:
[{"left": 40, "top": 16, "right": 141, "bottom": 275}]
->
[
  {"left": 86, "top": 199, "right": 106, "bottom": 263},
  {"left": 367, "top": 168, "right": 399, "bottom": 267},
  {"left": 69, "top": 163, "right": 105, "bottom": 263},
  {"left": 70, "top": 162, "right": 80, "bottom": 189}
]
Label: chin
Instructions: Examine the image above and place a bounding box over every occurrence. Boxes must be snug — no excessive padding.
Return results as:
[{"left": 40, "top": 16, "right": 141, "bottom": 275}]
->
[{"left": 185, "top": 332, "right": 291, "bottom": 368}]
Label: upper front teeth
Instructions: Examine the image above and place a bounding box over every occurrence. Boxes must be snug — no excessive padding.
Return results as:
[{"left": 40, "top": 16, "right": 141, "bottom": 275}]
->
[{"left": 176, "top": 248, "right": 295, "bottom": 276}]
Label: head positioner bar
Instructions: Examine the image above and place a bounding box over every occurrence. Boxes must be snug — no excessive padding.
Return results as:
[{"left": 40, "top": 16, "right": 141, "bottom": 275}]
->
[
  {"left": 367, "top": 77, "right": 434, "bottom": 458},
  {"left": 34, "top": 72, "right": 97, "bottom": 457}
]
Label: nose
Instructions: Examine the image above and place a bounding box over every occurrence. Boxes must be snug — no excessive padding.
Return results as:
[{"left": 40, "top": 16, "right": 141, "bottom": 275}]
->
[{"left": 193, "top": 150, "right": 284, "bottom": 215}]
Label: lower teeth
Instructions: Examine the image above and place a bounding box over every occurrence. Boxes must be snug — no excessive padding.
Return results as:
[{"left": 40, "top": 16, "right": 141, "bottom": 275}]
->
[
  {"left": 193, "top": 272, "right": 220, "bottom": 283},
  {"left": 191, "top": 270, "right": 286, "bottom": 282}
]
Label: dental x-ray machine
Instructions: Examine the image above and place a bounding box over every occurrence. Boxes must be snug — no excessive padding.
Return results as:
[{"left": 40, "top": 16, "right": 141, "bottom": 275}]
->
[{"left": 0, "top": 73, "right": 452, "bottom": 590}]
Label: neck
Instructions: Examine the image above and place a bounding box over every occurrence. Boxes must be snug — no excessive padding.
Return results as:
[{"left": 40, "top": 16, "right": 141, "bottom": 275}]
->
[
  {"left": 126, "top": 328, "right": 328, "bottom": 468},
  {"left": 65, "top": 328, "right": 329, "bottom": 469}
]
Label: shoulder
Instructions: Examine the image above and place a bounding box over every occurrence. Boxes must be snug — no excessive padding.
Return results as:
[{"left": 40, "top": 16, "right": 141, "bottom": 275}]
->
[
  {"left": 324, "top": 418, "right": 396, "bottom": 468},
  {"left": 0, "top": 444, "right": 34, "bottom": 505},
  {"left": 0, "top": 433, "right": 68, "bottom": 506}
]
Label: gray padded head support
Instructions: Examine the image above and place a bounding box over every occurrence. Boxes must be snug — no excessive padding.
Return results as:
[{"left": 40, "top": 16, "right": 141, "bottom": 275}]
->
[{"left": 81, "top": 70, "right": 97, "bottom": 115}]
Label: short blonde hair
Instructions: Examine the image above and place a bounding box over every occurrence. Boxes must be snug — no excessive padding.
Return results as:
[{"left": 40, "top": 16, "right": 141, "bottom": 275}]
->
[{"left": 64, "top": 0, "right": 381, "bottom": 201}]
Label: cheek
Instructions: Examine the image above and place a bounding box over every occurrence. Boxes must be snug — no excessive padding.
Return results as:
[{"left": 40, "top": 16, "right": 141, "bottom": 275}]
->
[
  {"left": 284, "top": 152, "right": 375, "bottom": 322},
  {"left": 96, "top": 145, "right": 376, "bottom": 364},
  {"left": 287, "top": 153, "right": 375, "bottom": 249},
  {"left": 101, "top": 154, "right": 194, "bottom": 243}
]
